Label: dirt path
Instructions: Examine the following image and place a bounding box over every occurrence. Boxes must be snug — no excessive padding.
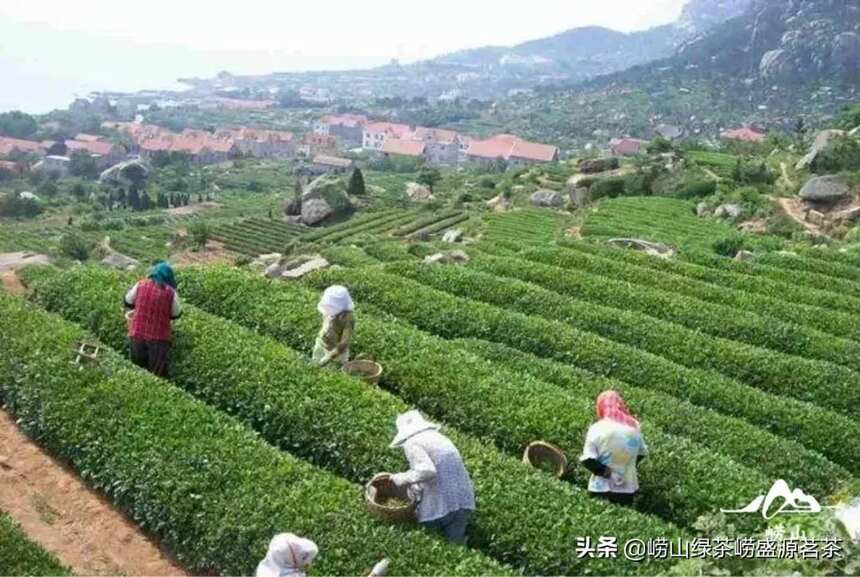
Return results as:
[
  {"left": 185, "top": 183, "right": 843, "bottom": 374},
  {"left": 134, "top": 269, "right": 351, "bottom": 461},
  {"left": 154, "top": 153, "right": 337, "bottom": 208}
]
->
[
  {"left": 1, "top": 271, "right": 26, "bottom": 295},
  {"left": 702, "top": 168, "right": 722, "bottom": 182},
  {"left": 774, "top": 196, "right": 825, "bottom": 236},
  {"left": 0, "top": 410, "right": 188, "bottom": 576},
  {"left": 779, "top": 162, "right": 795, "bottom": 189}
]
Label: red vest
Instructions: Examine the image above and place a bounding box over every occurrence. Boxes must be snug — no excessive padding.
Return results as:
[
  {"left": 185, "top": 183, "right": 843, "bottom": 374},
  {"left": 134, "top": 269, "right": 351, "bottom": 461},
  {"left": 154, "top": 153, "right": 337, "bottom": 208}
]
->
[{"left": 129, "top": 280, "right": 174, "bottom": 341}]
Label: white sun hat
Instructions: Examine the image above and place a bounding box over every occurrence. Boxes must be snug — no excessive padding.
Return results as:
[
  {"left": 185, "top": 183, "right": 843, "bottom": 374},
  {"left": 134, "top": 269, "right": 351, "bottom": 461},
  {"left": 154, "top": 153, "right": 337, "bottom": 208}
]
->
[
  {"left": 255, "top": 533, "right": 319, "bottom": 577},
  {"left": 317, "top": 285, "right": 354, "bottom": 317},
  {"left": 390, "top": 409, "right": 441, "bottom": 448}
]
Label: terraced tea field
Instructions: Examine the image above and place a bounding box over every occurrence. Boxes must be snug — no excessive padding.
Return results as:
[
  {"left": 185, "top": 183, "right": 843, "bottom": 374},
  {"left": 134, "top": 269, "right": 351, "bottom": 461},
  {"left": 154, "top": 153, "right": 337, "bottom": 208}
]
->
[{"left": 2, "top": 196, "right": 858, "bottom": 576}]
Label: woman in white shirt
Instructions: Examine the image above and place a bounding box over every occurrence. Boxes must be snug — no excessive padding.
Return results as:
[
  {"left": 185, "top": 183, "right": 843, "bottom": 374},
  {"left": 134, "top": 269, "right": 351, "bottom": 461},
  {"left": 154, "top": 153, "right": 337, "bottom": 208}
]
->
[
  {"left": 389, "top": 410, "right": 475, "bottom": 544},
  {"left": 255, "top": 534, "right": 318, "bottom": 577},
  {"left": 579, "top": 390, "right": 648, "bottom": 507}
]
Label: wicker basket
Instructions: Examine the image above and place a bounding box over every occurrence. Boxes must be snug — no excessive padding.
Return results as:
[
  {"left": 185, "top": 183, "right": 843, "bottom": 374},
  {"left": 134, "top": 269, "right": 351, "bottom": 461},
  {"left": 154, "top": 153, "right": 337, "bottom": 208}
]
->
[
  {"left": 364, "top": 473, "right": 416, "bottom": 524},
  {"left": 344, "top": 360, "right": 383, "bottom": 385},
  {"left": 522, "top": 441, "right": 569, "bottom": 479}
]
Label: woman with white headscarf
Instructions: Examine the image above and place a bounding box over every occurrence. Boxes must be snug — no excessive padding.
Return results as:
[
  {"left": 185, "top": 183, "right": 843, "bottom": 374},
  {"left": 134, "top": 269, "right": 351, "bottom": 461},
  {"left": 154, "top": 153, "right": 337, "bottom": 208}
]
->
[
  {"left": 256, "top": 533, "right": 318, "bottom": 577},
  {"left": 388, "top": 410, "right": 475, "bottom": 544},
  {"left": 313, "top": 285, "right": 355, "bottom": 367}
]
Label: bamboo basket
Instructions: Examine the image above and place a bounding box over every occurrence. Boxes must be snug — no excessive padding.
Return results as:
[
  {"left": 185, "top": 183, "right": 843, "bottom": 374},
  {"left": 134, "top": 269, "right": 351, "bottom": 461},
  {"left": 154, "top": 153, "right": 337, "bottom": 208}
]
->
[
  {"left": 364, "top": 473, "right": 416, "bottom": 524},
  {"left": 522, "top": 441, "right": 569, "bottom": 479},
  {"left": 344, "top": 360, "right": 383, "bottom": 385}
]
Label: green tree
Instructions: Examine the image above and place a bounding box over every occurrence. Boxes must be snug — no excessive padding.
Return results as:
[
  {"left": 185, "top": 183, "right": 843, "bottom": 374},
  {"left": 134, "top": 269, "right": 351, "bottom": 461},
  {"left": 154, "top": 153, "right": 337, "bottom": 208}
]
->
[
  {"left": 417, "top": 167, "right": 442, "bottom": 193},
  {"left": 36, "top": 179, "right": 59, "bottom": 198},
  {"left": 188, "top": 220, "right": 211, "bottom": 251},
  {"left": 71, "top": 182, "right": 88, "bottom": 200},
  {"left": 69, "top": 151, "right": 99, "bottom": 179},
  {"left": 127, "top": 187, "right": 141, "bottom": 210},
  {"left": 59, "top": 232, "right": 91, "bottom": 261},
  {"left": 347, "top": 168, "right": 366, "bottom": 196},
  {"left": 0, "top": 111, "right": 38, "bottom": 139}
]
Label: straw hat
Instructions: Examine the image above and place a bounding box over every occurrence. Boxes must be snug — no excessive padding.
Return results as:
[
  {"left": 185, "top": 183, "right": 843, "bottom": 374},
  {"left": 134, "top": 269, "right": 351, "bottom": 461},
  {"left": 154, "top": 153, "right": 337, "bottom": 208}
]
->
[{"left": 390, "top": 410, "right": 440, "bottom": 448}]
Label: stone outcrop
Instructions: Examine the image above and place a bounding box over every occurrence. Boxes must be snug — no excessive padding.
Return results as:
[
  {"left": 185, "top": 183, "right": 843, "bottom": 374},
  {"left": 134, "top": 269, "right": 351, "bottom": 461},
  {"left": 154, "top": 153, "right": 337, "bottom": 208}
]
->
[
  {"left": 799, "top": 176, "right": 851, "bottom": 202},
  {"left": 530, "top": 189, "right": 565, "bottom": 209}
]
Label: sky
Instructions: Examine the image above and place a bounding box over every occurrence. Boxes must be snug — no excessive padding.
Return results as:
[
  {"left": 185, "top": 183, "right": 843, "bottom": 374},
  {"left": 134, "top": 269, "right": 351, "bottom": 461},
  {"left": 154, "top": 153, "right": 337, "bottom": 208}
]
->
[{"left": 0, "top": 0, "right": 688, "bottom": 113}]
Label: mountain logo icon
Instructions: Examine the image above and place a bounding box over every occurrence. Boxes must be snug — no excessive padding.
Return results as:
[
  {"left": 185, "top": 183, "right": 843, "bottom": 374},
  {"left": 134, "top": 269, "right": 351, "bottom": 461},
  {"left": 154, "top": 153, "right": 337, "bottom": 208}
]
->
[{"left": 721, "top": 480, "right": 823, "bottom": 520}]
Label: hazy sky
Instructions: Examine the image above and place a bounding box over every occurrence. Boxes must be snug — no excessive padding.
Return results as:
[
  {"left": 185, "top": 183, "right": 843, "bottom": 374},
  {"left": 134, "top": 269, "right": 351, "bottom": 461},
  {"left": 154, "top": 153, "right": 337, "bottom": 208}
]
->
[{"left": 0, "top": 0, "right": 688, "bottom": 113}]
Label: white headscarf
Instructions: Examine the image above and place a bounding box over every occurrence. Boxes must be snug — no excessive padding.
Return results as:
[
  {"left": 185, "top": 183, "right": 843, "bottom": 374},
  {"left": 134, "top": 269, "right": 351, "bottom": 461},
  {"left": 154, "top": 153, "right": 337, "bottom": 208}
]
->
[
  {"left": 390, "top": 409, "right": 441, "bottom": 448},
  {"left": 255, "top": 533, "right": 319, "bottom": 577},
  {"left": 317, "top": 285, "right": 354, "bottom": 318}
]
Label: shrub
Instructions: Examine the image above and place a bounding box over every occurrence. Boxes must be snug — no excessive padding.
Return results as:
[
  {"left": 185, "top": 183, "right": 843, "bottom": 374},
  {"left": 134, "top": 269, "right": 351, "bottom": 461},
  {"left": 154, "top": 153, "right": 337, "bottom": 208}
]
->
[
  {"left": 0, "top": 292, "right": 506, "bottom": 577},
  {"left": 0, "top": 194, "right": 42, "bottom": 219},
  {"left": 712, "top": 234, "right": 748, "bottom": 257},
  {"left": 0, "top": 512, "right": 70, "bottom": 576},
  {"left": 25, "top": 266, "right": 677, "bottom": 576},
  {"left": 811, "top": 136, "right": 860, "bottom": 174},
  {"left": 677, "top": 180, "right": 716, "bottom": 199},
  {"left": 589, "top": 176, "right": 626, "bottom": 200},
  {"left": 59, "top": 232, "right": 92, "bottom": 261},
  {"left": 188, "top": 220, "right": 211, "bottom": 251}
]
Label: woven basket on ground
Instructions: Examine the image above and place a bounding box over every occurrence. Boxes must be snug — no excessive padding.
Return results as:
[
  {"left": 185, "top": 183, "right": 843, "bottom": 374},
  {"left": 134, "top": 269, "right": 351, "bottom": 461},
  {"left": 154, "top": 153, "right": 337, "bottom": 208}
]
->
[
  {"left": 344, "top": 360, "right": 383, "bottom": 385},
  {"left": 364, "top": 473, "right": 416, "bottom": 524},
  {"left": 522, "top": 441, "right": 569, "bottom": 479}
]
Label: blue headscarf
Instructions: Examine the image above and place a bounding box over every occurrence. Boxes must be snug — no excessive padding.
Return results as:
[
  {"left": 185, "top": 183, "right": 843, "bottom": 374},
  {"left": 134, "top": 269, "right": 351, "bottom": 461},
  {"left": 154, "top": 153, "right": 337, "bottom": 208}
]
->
[{"left": 148, "top": 261, "right": 177, "bottom": 290}]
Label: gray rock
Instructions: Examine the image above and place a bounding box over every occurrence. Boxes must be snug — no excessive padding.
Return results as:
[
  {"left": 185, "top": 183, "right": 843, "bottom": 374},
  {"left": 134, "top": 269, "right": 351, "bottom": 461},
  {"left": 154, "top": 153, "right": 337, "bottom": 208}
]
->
[
  {"left": 714, "top": 204, "right": 743, "bottom": 219},
  {"left": 806, "top": 209, "right": 826, "bottom": 227},
  {"left": 100, "top": 252, "right": 139, "bottom": 271},
  {"left": 799, "top": 175, "right": 851, "bottom": 202},
  {"left": 569, "top": 187, "right": 591, "bottom": 208},
  {"left": 486, "top": 194, "right": 513, "bottom": 212},
  {"left": 759, "top": 49, "right": 795, "bottom": 81},
  {"left": 302, "top": 198, "right": 335, "bottom": 225},
  {"left": 281, "top": 257, "right": 330, "bottom": 279},
  {"left": 442, "top": 229, "right": 463, "bottom": 243},
  {"left": 836, "top": 207, "right": 860, "bottom": 223},
  {"left": 696, "top": 202, "right": 711, "bottom": 217},
  {"left": 530, "top": 189, "right": 564, "bottom": 209},
  {"left": 99, "top": 159, "right": 150, "bottom": 187},
  {"left": 849, "top": 126, "right": 860, "bottom": 138},
  {"left": 264, "top": 263, "right": 285, "bottom": 278},
  {"left": 734, "top": 250, "right": 755, "bottom": 262},
  {"left": 423, "top": 251, "right": 470, "bottom": 265},
  {"left": 607, "top": 238, "right": 675, "bottom": 259},
  {"left": 406, "top": 182, "right": 433, "bottom": 202},
  {"left": 796, "top": 129, "right": 846, "bottom": 171},
  {"left": 578, "top": 157, "right": 620, "bottom": 174}
]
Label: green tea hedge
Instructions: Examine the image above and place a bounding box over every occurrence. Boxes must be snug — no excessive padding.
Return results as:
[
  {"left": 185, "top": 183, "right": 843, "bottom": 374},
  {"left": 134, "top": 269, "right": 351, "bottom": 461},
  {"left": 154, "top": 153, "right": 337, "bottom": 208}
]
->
[
  {"left": 456, "top": 338, "right": 850, "bottom": 493},
  {"left": 0, "top": 293, "right": 507, "bottom": 577},
  {"left": 296, "top": 265, "right": 860, "bottom": 475},
  {"left": 24, "top": 266, "right": 679, "bottom": 576},
  {"left": 437, "top": 254, "right": 860, "bottom": 416},
  {"left": 178, "top": 267, "right": 769, "bottom": 531},
  {"left": 559, "top": 241, "right": 860, "bottom": 342},
  {"left": 0, "top": 512, "right": 69, "bottom": 576}
]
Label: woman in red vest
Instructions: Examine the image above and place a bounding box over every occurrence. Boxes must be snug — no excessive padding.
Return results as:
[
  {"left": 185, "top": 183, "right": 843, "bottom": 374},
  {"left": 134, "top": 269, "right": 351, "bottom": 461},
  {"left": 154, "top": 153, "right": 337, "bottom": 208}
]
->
[{"left": 124, "top": 261, "right": 181, "bottom": 377}]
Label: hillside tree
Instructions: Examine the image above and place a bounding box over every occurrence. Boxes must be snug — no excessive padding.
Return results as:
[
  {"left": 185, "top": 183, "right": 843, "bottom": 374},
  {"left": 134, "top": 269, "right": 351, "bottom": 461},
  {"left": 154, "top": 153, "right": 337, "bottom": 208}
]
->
[{"left": 347, "top": 167, "right": 366, "bottom": 196}]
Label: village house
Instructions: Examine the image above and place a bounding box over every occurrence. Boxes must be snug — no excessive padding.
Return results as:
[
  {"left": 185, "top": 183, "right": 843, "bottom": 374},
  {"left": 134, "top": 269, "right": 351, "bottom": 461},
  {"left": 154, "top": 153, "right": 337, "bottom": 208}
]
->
[
  {"left": 216, "top": 127, "right": 297, "bottom": 159},
  {"left": 409, "top": 127, "right": 467, "bottom": 165},
  {"left": 299, "top": 134, "right": 339, "bottom": 158},
  {"left": 309, "top": 155, "right": 355, "bottom": 175},
  {"left": 64, "top": 138, "right": 126, "bottom": 168},
  {"left": 0, "top": 136, "right": 47, "bottom": 159},
  {"left": 465, "top": 134, "right": 559, "bottom": 167},
  {"left": 380, "top": 138, "right": 427, "bottom": 161},
  {"left": 139, "top": 129, "right": 238, "bottom": 165},
  {"left": 721, "top": 127, "right": 767, "bottom": 143},
  {"left": 0, "top": 160, "right": 26, "bottom": 176},
  {"left": 610, "top": 138, "right": 649, "bottom": 156},
  {"left": 315, "top": 114, "right": 368, "bottom": 148},
  {"left": 362, "top": 122, "right": 413, "bottom": 151}
]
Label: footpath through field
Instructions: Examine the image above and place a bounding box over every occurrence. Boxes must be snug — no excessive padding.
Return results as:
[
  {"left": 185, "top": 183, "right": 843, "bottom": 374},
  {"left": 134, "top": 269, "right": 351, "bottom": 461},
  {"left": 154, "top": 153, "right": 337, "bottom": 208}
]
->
[{"left": 0, "top": 410, "right": 187, "bottom": 576}]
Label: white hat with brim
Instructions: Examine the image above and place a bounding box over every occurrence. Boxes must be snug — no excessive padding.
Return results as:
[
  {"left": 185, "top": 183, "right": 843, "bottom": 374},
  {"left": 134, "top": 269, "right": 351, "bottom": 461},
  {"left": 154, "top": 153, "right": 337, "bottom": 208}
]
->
[{"left": 390, "top": 410, "right": 441, "bottom": 448}]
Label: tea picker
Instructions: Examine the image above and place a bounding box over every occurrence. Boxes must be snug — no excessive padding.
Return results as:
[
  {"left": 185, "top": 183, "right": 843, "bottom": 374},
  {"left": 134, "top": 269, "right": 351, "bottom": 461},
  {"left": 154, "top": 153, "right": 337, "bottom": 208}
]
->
[
  {"left": 255, "top": 533, "right": 389, "bottom": 577},
  {"left": 579, "top": 390, "right": 648, "bottom": 507},
  {"left": 123, "top": 261, "right": 181, "bottom": 377},
  {"left": 381, "top": 410, "right": 476, "bottom": 544},
  {"left": 313, "top": 285, "right": 355, "bottom": 367}
]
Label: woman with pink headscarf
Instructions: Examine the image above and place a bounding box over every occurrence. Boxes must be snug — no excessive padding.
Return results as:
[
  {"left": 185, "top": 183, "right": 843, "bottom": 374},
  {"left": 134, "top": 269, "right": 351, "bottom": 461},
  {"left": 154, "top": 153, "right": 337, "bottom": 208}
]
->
[{"left": 579, "top": 391, "right": 648, "bottom": 506}]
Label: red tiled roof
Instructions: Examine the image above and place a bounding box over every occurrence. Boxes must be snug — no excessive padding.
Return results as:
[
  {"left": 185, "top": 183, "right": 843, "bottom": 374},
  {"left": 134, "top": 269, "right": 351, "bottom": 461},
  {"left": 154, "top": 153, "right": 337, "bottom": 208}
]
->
[
  {"left": 721, "top": 128, "right": 766, "bottom": 142},
  {"left": 0, "top": 136, "right": 44, "bottom": 157},
  {"left": 321, "top": 114, "right": 368, "bottom": 128},
  {"left": 365, "top": 122, "right": 413, "bottom": 138},
  {"left": 610, "top": 138, "right": 648, "bottom": 156},
  {"left": 466, "top": 134, "right": 557, "bottom": 162},
  {"left": 381, "top": 139, "right": 426, "bottom": 157},
  {"left": 65, "top": 139, "right": 117, "bottom": 156},
  {"left": 0, "top": 160, "right": 21, "bottom": 172},
  {"left": 410, "top": 127, "right": 460, "bottom": 144},
  {"left": 510, "top": 139, "right": 558, "bottom": 162},
  {"left": 74, "top": 133, "right": 103, "bottom": 142}
]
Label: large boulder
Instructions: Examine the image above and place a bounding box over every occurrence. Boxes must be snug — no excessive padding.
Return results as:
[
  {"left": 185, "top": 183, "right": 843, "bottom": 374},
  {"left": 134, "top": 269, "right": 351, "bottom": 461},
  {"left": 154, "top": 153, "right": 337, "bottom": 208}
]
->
[
  {"left": 799, "top": 175, "right": 851, "bottom": 202},
  {"left": 281, "top": 256, "right": 330, "bottom": 280},
  {"left": 714, "top": 204, "right": 743, "bottom": 219},
  {"left": 442, "top": 229, "right": 463, "bottom": 243},
  {"left": 99, "top": 159, "right": 150, "bottom": 187},
  {"left": 759, "top": 49, "right": 795, "bottom": 81},
  {"left": 301, "top": 175, "right": 351, "bottom": 225},
  {"left": 406, "top": 182, "right": 433, "bottom": 202},
  {"left": 530, "top": 189, "right": 564, "bottom": 209},
  {"left": 486, "top": 194, "right": 513, "bottom": 212},
  {"left": 568, "top": 187, "right": 590, "bottom": 208},
  {"left": 578, "top": 157, "right": 620, "bottom": 174},
  {"left": 796, "top": 129, "right": 846, "bottom": 171}
]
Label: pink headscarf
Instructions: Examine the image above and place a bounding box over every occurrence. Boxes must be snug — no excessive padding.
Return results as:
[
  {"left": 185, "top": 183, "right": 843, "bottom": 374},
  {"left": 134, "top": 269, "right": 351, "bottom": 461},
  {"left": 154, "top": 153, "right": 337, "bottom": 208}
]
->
[{"left": 596, "top": 390, "right": 639, "bottom": 429}]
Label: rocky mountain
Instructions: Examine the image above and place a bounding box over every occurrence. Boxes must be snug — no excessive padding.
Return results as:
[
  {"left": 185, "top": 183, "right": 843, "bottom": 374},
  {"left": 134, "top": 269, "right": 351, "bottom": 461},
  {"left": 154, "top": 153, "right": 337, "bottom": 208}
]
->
[{"left": 676, "top": 0, "right": 754, "bottom": 33}]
